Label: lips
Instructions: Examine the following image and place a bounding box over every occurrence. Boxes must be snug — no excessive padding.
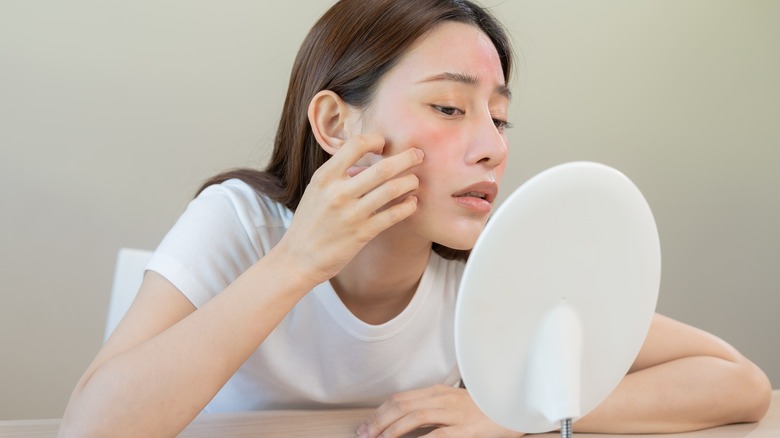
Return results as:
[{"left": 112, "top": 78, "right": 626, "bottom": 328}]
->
[
  {"left": 452, "top": 181, "right": 498, "bottom": 204},
  {"left": 458, "top": 191, "right": 487, "bottom": 199}
]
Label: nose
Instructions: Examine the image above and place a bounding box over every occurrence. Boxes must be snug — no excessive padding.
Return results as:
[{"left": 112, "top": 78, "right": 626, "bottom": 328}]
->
[{"left": 465, "top": 112, "right": 508, "bottom": 169}]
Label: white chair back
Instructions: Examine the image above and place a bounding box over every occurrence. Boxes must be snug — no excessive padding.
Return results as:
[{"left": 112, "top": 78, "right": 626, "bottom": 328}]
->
[{"left": 104, "top": 248, "right": 153, "bottom": 341}]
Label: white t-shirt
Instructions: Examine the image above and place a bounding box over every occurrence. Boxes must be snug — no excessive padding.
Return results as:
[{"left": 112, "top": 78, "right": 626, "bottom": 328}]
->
[{"left": 146, "top": 179, "right": 465, "bottom": 412}]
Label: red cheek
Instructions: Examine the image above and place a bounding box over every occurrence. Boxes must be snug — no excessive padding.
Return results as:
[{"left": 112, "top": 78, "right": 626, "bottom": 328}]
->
[{"left": 415, "top": 125, "right": 459, "bottom": 154}]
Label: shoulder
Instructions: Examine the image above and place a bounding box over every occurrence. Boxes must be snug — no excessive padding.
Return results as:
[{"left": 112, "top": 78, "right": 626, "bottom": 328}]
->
[
  {"left": 196, "top": 178, "right": 293, "bottom": 230},
  {"left": 147, "top": 179, "right": 292, "bottom": 307}
]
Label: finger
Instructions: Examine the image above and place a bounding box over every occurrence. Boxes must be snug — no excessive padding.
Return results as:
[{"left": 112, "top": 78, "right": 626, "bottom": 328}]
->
[
  {"left": 375, "top": 408, "right": 455, "bottom": 438},
  {"left": 347, "top": 166, "right": 368, "bottom": 177},
  {"left": 420, "top": 425, "right": 458, "bottom": 437},
  {"left": 348, "top": 147, "right": 424, "bottom": 195},
  {"left": 359, "top": 387, "right": 450, "bottom": 438},
  {"left": 362, "top": 195, "right": 418, "bottom": 237},
  {"left": 326, "top": 133, "right": 386, "bottom": 176},
  {"left": 357, "top": 173, "right": 419, "bottom": 215}
]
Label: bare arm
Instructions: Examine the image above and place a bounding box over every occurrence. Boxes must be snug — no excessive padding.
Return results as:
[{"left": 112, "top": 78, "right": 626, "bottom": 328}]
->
[
  {"left": 359, "top": 313, "right": 770, "bottom": 437},
  {"left": 59, "top": 135, "right": 424, "bottom": 437},
  {"left": 359, "top": 315, "right": 770, "bottom": 437},
  {"left": 59, "top": 251, "right": 318, "bottom": 437},
  {"left": 574, "top": 313, "right": 772, "bottom": 433}
]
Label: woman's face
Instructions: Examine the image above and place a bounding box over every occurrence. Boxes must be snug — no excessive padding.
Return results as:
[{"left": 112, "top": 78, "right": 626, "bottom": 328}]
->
[{"left": 354, "top": 21, "right": 510, "bottom": 250}]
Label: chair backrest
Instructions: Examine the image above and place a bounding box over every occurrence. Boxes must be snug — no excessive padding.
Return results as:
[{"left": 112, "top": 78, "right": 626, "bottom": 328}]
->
[{"left": 104, "top": 248, "right": 153, "bottom": 341}]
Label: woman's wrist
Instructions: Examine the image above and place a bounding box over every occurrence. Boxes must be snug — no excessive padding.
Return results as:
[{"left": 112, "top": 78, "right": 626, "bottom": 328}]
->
[{"left": 259, "top": 240, "right": 326, "bottom": 296}]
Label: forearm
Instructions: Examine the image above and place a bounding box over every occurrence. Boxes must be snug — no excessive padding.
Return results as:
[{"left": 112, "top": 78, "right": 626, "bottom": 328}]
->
[
  {"left": 60, "top": 247, "right": 317, "bottom": 437},
  {"left": 574, "top": 354, "right": 771, "bottom": 433}
]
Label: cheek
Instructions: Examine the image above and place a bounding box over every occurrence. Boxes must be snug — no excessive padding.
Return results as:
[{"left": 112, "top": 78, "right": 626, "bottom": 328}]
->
[
  {"left": 383, "top": 119, "right": 453, "bottom": 154},
  {"left": 365, "top": 104, "right": 462, "bottom": 184},
  {"left": 380, "top": 117, "right": 457, "bottom": 184},
  {"left": 405, "top": 127, "right": 459, "bottom": 186}
]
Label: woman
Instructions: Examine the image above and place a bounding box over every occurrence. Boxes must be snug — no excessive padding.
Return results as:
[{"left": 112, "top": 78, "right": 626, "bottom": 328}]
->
[{"left": 59, "top": 0, "right": 771, "bottom": 437}]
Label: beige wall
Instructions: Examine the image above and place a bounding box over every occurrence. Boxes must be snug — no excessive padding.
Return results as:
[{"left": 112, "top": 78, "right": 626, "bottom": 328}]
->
[{"left": 1, "top": 0, "right": 777, "bottom": 420}]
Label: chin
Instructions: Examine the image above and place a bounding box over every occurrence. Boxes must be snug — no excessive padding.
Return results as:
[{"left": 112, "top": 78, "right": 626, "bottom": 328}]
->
[
  {"left": 432, "top": 230, "right": 481, "bottom": 251},
  {"left": 414, "top": 210, "right": 489, "bottom": 250}
]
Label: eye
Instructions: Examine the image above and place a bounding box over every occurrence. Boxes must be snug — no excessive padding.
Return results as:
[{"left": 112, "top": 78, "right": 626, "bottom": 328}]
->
[
  {"left": 431, "top": 105, "right": 464, "bottom": 117},
  {"left": 492, "top": 118, "right": 512, "bottom": 131}
]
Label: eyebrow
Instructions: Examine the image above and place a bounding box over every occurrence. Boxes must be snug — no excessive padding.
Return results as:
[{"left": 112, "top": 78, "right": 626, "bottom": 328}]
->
[{"left": 418, "top": 72, "right": 512, "bottom": 99}]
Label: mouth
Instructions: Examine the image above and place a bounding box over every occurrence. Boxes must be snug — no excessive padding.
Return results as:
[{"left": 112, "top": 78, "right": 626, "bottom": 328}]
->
[{"left": 452, "top": 181, "right": 498, "bottom": 204}]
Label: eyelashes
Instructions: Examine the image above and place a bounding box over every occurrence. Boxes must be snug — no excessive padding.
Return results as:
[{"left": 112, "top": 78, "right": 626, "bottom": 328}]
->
[
  {"left": 493, "top": 118, "right": 512, "bottom": 130},
  {"left": 430, "top": 105, "right": 511, "bottom": 131},
  {"left": 431, "top": 105, "right": 463, "bottom": 117}
]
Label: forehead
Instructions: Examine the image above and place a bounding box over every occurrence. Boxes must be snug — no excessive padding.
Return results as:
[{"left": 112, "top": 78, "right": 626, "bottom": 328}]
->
[{"left": 387, "top": 21, "right": 506, "bottom": 88}]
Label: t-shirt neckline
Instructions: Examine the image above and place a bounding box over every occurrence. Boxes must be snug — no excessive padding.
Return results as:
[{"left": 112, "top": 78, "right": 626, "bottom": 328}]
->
[{"left": 312, "top": 252, "right": 440, "bottom": 342}]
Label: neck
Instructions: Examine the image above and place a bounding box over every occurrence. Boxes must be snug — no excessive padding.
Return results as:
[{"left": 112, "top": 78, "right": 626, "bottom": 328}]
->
[{"left": 331, "top": 230, "right": 432, "bottom": 325}]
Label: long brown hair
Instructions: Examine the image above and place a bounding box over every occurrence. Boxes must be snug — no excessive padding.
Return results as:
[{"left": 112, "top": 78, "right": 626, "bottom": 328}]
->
[{"left": 200, "top": 0, "right": 513, "bottom": 261}]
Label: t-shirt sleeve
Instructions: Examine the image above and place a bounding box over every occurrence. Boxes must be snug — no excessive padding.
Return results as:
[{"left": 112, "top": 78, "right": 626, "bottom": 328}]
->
[{"left": 146, "top": 180, "right": 288, "bottom": 308}]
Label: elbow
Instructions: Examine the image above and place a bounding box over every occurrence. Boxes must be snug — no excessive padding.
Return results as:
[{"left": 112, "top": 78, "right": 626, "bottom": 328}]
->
[
  {"left": 59, "top": 411, "right": 106, "bottom": 438},
  {"left": 58, "top": 416, "right": 108, "bottom": 438},
  {"left": 743, "top": 372, "right": 772, "bottom": 423},
  {"left": 733, "top": 358, "right": 773, "bottom": 424},
  {"left": 58, "top": 425, "right": 100, "bottom": 438},
  {"left": 59, "top": 409, "right": 135, "bottom": 438},
  {"left": 59, "top": 390, "right": 118, "bottom": 438}
]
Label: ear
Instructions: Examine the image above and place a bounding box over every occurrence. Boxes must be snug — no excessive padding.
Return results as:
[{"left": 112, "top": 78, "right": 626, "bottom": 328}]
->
[{"left": 308, "top": 90, "right": 359, "bottom": 156}]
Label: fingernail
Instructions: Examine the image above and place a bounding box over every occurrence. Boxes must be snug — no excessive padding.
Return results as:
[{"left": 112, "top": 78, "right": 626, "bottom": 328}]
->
[
  {"left": 356, "top": 424, "right": 366, "bottom": 436},
  {"left": 414, "top": 148, "right": 424, "bottom": 160}
]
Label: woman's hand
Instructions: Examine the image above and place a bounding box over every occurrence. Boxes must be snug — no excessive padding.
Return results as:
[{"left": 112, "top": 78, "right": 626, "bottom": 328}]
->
[
  {"left": 277, "top": 133, "right": 423, "bottom": 285},
  {"left": 357, "top": 385, "right": 524, "bottom": 438}
]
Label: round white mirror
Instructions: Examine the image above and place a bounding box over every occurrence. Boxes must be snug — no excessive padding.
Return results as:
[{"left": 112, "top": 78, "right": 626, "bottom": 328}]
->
[{"left": 455, "top": 162, "right": 661, "bottom": 433}]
